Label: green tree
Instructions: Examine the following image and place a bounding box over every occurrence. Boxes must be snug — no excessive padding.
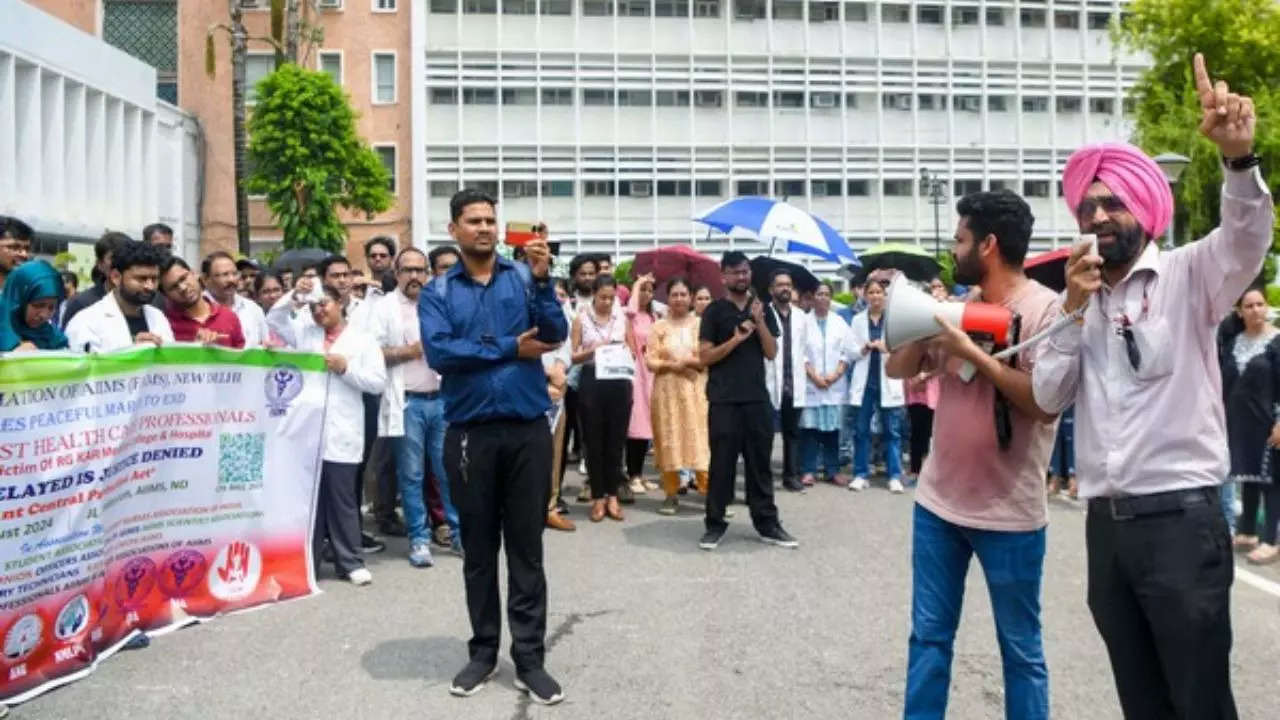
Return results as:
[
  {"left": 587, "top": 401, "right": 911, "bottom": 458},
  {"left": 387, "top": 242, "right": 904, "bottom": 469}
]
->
[
  {"left": 245, "top": 64, "right": 392, "bottom": 252},
  {"left": 1118, "top": 0, "right": 1280, "bottom": 284}
]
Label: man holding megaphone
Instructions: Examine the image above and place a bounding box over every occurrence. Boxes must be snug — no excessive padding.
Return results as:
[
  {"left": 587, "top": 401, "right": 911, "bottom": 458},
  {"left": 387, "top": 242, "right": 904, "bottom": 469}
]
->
[
  {"left": 886, "top": 190, "right": 1062, "bottom": 719},
  {"left": 1032, "top": 54, "right": 1271, "bottom": 720}
]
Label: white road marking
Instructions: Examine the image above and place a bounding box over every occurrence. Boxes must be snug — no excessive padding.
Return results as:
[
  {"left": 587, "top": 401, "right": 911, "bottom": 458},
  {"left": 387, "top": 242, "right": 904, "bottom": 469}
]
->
[{"left": 1237, "top": 565, "right": 1280, "bottom": 598}]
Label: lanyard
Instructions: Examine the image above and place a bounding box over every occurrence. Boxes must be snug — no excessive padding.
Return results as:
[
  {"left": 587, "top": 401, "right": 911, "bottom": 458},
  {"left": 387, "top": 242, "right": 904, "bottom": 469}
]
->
[{"left": 1113, "top": 276, "right": 1152, "bottom": 331}]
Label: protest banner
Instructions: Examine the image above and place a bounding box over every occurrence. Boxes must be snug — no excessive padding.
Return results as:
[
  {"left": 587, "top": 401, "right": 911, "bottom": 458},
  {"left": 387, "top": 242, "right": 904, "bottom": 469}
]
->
[{"left": 0, "top": 345, "right": 327, "bottom": 703}]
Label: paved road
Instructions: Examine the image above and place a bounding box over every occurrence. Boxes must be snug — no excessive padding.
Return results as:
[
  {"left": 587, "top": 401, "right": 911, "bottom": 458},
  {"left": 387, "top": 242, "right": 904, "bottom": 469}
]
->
[{"left": 16, "top": 473, "right": 1280, "bottom": 720}]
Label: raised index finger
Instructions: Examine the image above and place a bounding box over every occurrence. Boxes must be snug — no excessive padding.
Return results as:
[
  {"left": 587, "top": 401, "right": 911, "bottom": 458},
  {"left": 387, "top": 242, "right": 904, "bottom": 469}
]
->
[{"left": 1193, "top": 53, "right": 1213, "bottom": 95}]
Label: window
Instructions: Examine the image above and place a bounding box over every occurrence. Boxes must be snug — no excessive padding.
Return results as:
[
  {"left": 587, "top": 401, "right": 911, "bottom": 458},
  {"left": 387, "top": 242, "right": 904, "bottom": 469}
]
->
[
  {"left": 541, "top": 180, "right": 574, "bottom": 197},
  {"left": 1087, "top": 12, "right": 1111, "bottom": 30},
  {"left": 811, "top": 179, "right": 841, "bottom": 197},
  {"left": 503, "top": 180, "right": 537, "bottom": 198},
  {"left": 694, "top": 0, "right": 720, "bottom": 17},
  {"left": 541, "top": 87, "right": 573, "bottom": 105},
  {"left": 430, "top": 180, "right": 459, "bottom": 196},
  {"left": 952, "top": 6, "right": 978, "bottom": 25},
  {"left": 1021, "top": 96, "right": 1048, "bottom": 112},
  {"left": 1019, "top": 9, "right": 1045, "bottom": 27},
  {"left": 810, "top": 91, "right": 839, "bottom": 109},
  {"left": 844, "top": 2, "right": 867, "bottom": 21},
  {"left": 430, "top": 87, "right": 458, "bottom": 104},
  {"left": 374, "top": 0, "right": 397, "bottom": 10},
  {"left": 773, "top": 179, "right": 805, "bottom": 197},
  {"left": 773, "top": 1, "right": 803, "bottom": 20},
  {"left": 1089, "top": 97, "right": 1115, "bottom": 114},
  {"left": 917, "top": 94, "right": 946, "bottom": 111},
  {"left": 735, "top": 0, "right": 765, "bottom": 19},
  {"left": 622, "top": 180, "right": 652, "bottom": 197},
  {"left": 846, "top": 179, "right": 869, "bottom": 196},
  {"left": 985, "top": 7, "right": 1004, "bottom": 25},
  {"left": 883, "top": 179, "right": 913, "bottom": 196},
  {"left": 315, "top": 0, "right": 344, "bottom": 8},
  {"left": 502, "top": 88, "right": 537, "bottom": 105},
  {"left": 503, "top": 0, "right": 536, "bottom": 12},
  {"left": 695, "top": 180, "right": 723, "bottom": 196},
  {"left": 881, "top": 3, "right": 909, "bottom": 22},
  {"left": 372, "top": 52, "right": 396, "bottom": 104},
  {"left": 953, "top": 179, "right": 982, "bottom": 196},
  {"left": 467, "top": 180, "right": 500, "bottom": 196},
  {"left": 375, "top": 145, "right": 397, "bottom": 194},
  {"left": 1053, "top": 11, "right": 1079, "bottom": 29},
  {"left": 1023, "top": 180, "right": 1050, "bottom": 198},
  {"left": 916, "top": 4, "right": 943, "bottom": 24},
  {"left": 318, "top": 51, "right": 343, "bottom": 86},
  {"left": 988, "top": 95, "right": 1009, "bottom": 112},
  {"left": 736, "top": 91, "right": 768, "bottom": 107},
  {"left": 809, "top": 2, "right": 839, "bottom": 22},
  {"left": 882, "top": 93, "right": 912, "bottom": 111},
  {"left": 655, "top": 0, "right": 690, "bottom": 16},
  {"left": 463, "top": 87, "right": 497, "bottom": 104},
  {"left": 656, "top": 90, "right": 691, "bottom": 107},
  {"left": 619, "top": 90, "right": 653, "bottom": 106},
  {"left": 619, "top": 0, "right": 652, "bottom": 16},
  {"left": 1122, "top": 97, "right": 1136, "bottom": 115},
  {"left": 464, "top": 0, "right": 498, "bottom": 10},
  {"left": 583, "top": 89, "right": 615, "bottom": 106},
  {"left": 1055, "top": 96, "right": 1081, "bottom": 112},
  {"left": 954, "top": 95, "right": 982, "bottom": 112},
  {"left": 584, "top": 180, "right": 615, "bottom": 197},
  {"left": 430, "top": 0, "right": 456, "bottom": 11},
  {"left": 541, "top": 0, "right": 572, "bottom": 13},
  {"left": 844, "top": 92, "right": 860, "bottom": 108},
  {"left": 583, "top": 0, "right": 613, "bottom": 14},
  {"left": 694, "top": 90, "right": 723, "bottom": 108},
  {"left": 989, "top": 179, "right": 1011, "bottom": 192},
  {"left": 773, "top": 91, "right": 804, "bottom": 108},
  {"left": 245, "top": 53, "right": 275, "bottom": 104},
  {"left": 657, "top": 180, "right": 692, "bottom": 196},
  {"left": 736, "top": 179, "right": 768, "bottom": 196}
]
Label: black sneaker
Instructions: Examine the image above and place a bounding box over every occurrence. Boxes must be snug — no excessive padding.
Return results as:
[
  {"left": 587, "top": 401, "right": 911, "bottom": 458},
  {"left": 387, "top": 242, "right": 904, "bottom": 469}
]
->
[
  {"left": 698, "top": 527, "right": 725, "bottom": 551},
  {"left": 514, "top": 667, "right": 565, "bottom": 705},
  {"left": 760, "top": 526, "right": 799, "bottom": 549},
  {"left": 378, "top": 518, "right": 408, "bottom": 537},
  {"left": 449, "top": 661, "right": 497, "bottom": 697},
  {"left": 782, "top": 477, "right": 805, "bottom": 493},
  {"left": 360, "top": 532, "right": 386, "bottom": 554},
  {"left": 555, "top": 498, "right": 570, "bottom": 515}
]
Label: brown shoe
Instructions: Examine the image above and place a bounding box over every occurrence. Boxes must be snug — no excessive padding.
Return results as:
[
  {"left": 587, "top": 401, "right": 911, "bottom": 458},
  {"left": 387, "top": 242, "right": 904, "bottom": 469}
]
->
[
  {"left": 606, "top": 496, "right": 625, "bottom": 521},
  {"left": 546, "top": 511, "right": 576, "bottom": 532},
  {"left": 589, "top": 500, "right": 606, "bottom": 523}
]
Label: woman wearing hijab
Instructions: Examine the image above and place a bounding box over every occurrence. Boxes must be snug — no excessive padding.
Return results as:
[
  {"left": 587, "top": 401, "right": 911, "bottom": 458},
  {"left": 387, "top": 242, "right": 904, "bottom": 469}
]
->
[{"left": 0, "top": 260, "right": 69, "bottom": 352}]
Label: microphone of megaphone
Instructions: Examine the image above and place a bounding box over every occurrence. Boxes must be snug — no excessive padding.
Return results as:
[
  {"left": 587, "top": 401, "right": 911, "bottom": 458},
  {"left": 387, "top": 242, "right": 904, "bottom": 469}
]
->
[{"left": 882, "top": 274, "right": 1014, "bottom": 351}]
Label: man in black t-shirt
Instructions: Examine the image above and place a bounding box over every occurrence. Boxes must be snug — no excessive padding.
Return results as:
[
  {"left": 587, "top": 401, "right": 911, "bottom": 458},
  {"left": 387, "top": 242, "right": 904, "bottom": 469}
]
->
[{"left": 696, "top": 251, "right": 799, "bottom": 551}]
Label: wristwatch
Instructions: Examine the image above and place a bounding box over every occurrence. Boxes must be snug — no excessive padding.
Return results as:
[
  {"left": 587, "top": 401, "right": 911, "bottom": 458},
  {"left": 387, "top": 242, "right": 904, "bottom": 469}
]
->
[{"left": 1223, "top": 152, "right": 1261, "bottom": 171}]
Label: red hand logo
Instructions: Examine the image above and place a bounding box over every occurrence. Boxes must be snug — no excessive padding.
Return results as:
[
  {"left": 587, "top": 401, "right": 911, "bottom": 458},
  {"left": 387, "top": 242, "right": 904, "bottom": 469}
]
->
[{"left": 216, "top": 542, "right": 250, "bottom": 585}]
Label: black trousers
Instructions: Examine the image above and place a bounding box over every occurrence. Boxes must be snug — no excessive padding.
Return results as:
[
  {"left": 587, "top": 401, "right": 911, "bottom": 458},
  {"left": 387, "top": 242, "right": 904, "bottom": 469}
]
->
[
  {"left": 907, "top": 404, "right": 934, "bottom": 475},
  {"left": 625, "top": 438, "right": 649, "bottom": 479},
  {"left": 1238, "top": 482, "right": 1280, "bottom": 545},
  {"left": 578, "top": 366, "right": 632, "bottom": 500},
  {"left": 444, "top": 418, "right": 552, "bottom": 672},
  {"left": 357, "top": 392, "right": 397, "bottom": 524},
  {"left": 1086, "top": 490, "right": 1237, "bottom": 720},
  {"left": 706, "top": 401, "right": 780, "bottom": 534},
  {"left": 313, "top": 461, "right": 364, "bottom": 576},
  {"left": 563, "top": 386, "right": 582, "bottom": 457},
  {"left": 778, "top": 394, "right": 802, "bottom": 481}
]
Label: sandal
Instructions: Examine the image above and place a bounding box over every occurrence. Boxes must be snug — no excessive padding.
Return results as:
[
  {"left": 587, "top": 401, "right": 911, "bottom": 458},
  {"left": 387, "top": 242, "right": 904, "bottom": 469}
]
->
[
  {"left": 1234, "top": 535, "right": 1259, "bottom": 553},
  {"left": 1246, "top": 544, "right": 1279, "bottom": 565}
]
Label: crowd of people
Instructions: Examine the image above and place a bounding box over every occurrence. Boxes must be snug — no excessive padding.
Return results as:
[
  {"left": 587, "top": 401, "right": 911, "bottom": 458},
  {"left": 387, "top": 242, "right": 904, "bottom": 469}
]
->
[{"left": 0, "top": 53, "right": 1272, "bottom": 720}]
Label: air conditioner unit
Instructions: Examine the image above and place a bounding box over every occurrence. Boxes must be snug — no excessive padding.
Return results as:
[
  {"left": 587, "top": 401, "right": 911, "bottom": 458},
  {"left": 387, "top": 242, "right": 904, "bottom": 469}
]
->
[
  {"left": 317, "top": 0, "right": 342, "bottom": 8},
  {"left": 240, "top": 0, "right": 265, "bottom": 7},
  {"left": 812, "top": 93, "right": 837, "bottom": 108},
  {"left": 630, "top": 181, "right": 652, "bottom": 197}
]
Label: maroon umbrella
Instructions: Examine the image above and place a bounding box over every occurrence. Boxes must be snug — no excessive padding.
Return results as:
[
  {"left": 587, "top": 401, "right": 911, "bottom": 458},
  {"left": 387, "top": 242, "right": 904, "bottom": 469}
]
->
[
  {"left": 1025, "top": 247, "right": 1071, "bottom": 293},
  {"left": 631, "top": 245, "right": 725, "bottom": 301}
]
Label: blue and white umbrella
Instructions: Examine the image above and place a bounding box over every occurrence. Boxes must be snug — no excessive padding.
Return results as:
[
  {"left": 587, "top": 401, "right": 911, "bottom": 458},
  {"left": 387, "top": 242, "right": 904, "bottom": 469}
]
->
[{"left": 694, "top": 196, "right": 859, "bottom": 264}]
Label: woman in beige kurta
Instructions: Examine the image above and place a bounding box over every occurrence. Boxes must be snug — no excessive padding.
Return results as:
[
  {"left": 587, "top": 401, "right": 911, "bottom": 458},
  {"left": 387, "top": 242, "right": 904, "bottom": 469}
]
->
[{"left": 644, "top": 278, "right": 710, "bottom": 515}]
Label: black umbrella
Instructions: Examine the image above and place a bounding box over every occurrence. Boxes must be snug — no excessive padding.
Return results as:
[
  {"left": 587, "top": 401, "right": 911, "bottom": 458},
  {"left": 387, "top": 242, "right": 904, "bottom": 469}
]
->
[
  {"left": 273, "top": 248, "right": 331, "bottom": 277},
  {"left": 750, "top": 255, "right": 820, "bottom": 297},
  {"left": 857, "top": 243, "right": 941, "bottom": 282}
]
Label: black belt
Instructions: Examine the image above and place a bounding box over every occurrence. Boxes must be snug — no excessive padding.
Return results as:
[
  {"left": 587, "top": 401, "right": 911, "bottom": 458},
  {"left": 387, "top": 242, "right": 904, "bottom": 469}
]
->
[
  {"left": 405, "top": 390, "right": 440, "bottom": 401},
  {"left": 1088, "top": 487, "right": 1218, "bottom": 521}
]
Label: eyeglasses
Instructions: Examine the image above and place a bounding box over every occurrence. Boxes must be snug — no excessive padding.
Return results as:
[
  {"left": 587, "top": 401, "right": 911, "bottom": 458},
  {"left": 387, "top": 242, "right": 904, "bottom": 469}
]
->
[{"left": 1076, "top": 195, "right": 1128, "bottom": 221}]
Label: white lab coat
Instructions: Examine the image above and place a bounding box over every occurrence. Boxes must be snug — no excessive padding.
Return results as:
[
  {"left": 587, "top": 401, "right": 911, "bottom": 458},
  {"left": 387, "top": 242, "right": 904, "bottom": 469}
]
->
[
  {"left": 267, "top": 303, "right": 387, "bottom": 464},
  {"left": 802, "top": 312, "right": 851, "bottom": 408},
  {"left": 208, "top": 292, "right": 271, "bottom": 349},
  {"left": 369, "top": 289, "right": 441, "bottom": 439},
  {"left": 65, "top": 291, "right": 175, "bottom": 353},
  {"left": 765, "top": 305, "right": 810, "bottom": 410},
  {"left": 846, "top": 310, "right": 905, "bottom": 408}
]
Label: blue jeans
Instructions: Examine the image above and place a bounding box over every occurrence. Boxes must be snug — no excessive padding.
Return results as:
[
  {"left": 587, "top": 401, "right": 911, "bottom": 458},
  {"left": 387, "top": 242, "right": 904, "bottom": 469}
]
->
[
  {"left": 854, "top": 385, "right": 902, "bottom": 479},
  {"left": 839, "top": 405, "right": 858, "bottom": 467},
  {"left": 393, "top": 395, "right": 458, "bottom": 545},
  {"left": 800, "top": 429, "right": 841, "bottom": 476},
  {"left": 1049, "top": 407, "right": 1074, "bottom": 477},
  {"left": 906, "top": 504, "right": 1049, "bottom": 720}
]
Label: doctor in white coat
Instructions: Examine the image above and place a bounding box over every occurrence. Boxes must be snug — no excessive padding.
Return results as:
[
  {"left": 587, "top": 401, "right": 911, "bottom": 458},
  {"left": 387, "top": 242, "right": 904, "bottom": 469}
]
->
[
  {"left": 65, "top": 241, "right": 174, "bottom": 353},
  {"left": 763, "top": 270, "right": 809, "bottom": 492},
  {"left": 799, "top": 283, "right": 851, "bottom": 486},
  {"left": 846, "top": 280, "right": 906, "bottom": 493},
  {"left": 268, "top": 283, "right": 386, "bottom": 586}
]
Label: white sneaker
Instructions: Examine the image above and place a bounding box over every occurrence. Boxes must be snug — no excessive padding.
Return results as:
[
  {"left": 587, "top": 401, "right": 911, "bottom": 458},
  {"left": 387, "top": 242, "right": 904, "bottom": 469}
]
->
[
  {"left": 849, "top": 477, "right": 869, "bottom": 492},
  {"left": 347, "top": 568, "right": 373, "bottom": 586},
  {"left": 888, "top": 478, "right": 905, "bottom": 494},
  {"left": 578, "top": 459, "right": 587, "bottom": 475}
]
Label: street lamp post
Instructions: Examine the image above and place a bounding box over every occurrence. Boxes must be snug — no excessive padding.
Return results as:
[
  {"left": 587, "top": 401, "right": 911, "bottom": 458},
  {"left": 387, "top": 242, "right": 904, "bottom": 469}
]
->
[
  {"left": 920, "top": 167, "right": 948, "bottom": 257},
  {"left": 1154, "top": 152, "right": 1192, "bottom": 250}
]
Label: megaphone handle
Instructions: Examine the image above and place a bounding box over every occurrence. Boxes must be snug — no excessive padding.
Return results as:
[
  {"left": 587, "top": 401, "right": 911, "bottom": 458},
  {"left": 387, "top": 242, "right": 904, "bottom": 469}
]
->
[{"left": 955, "top": 311, "right": 1081, "bottom": 383}]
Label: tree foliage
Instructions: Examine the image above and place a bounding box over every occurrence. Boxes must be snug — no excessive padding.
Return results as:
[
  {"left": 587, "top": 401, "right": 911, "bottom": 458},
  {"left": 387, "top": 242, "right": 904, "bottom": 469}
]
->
[
  {"left": 245, "top": 64, "right": 392, "bottom": 252},
  {"left": 1118, "top": 0, "right": 1280, "bottom": 284}
]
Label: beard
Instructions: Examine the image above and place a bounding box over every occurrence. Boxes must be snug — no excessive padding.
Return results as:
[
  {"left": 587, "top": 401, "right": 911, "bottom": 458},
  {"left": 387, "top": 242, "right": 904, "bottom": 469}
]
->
[
  {"left": 952, "top": 244, "right": 985, "bottom": 286},
  {"left": 1094, "top": 224, "right": 1147, "bottom": 271},
  {"left": 772, "top": 289, "right": 792, "bottom": 305},
  {"left": 120, "top": 286, "right": 155, "bottom": 307}
]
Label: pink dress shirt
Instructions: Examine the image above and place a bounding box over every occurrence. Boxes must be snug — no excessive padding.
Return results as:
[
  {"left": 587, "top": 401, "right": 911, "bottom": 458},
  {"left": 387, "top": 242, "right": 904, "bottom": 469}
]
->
[{"left": 1033, "top": 167, "right": 1274, "bottom": 500}]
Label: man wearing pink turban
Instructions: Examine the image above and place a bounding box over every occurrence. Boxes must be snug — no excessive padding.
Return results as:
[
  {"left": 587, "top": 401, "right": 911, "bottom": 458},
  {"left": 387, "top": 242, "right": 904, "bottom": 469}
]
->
[{"left": 1034, "top": 54, "right": 1272, "bottom": 719}]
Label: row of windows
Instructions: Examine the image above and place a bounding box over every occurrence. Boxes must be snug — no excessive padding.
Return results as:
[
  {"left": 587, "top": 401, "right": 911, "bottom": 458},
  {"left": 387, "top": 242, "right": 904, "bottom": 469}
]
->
[
  {"left": 429, "top": 0, "right": 1117, "bottom": 29},
  {"left": 427, "top": 87, "right": 1130, "bottom": 114},
  {"left": 427, "top": 177, "right": 1063, "bottom": 198},
  {"left": 241, "top": 0, "right": 398, "bottom": 11},
  {"left": 244, "top": 51, "right": 399, "bottom": 104}
]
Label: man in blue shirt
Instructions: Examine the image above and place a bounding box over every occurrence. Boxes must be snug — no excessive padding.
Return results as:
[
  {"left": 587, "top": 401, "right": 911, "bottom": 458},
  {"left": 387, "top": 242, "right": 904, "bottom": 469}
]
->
[{"left": 420, "top": 189, "right": 568, "bottom": 705}]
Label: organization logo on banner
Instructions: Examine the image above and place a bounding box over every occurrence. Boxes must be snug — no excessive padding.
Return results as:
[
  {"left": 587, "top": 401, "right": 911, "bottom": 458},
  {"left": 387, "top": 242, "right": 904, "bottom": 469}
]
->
[
  {"left": 114, "top": 557, "right": 158, "bottom": 610},
  {"left": 159, "top": 550, "right": 209, "bottom": 599},
  {"left": 3, "top": 615, "right": 43, "bottom": 662},
  {"left": 54, "top": 596, "right": 90, "bottom": 641},
  {"left": 264, "top": 364, "right": 304, "bottom": 417},
  {"left": 207, "top": 541, "right": 262, "bottom": 601}
]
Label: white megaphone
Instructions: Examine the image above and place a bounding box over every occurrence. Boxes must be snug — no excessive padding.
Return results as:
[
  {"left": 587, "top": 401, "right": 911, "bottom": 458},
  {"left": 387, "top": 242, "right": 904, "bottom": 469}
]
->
[{"left": 882, "top": 274, "right": 1016, "bottom": 352}]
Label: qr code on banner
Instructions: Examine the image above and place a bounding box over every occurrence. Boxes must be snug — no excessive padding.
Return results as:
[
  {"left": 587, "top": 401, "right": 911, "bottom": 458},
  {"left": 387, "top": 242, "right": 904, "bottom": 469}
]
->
[{"left": 217, "top": 433, "right": 266, "bottom": 492}]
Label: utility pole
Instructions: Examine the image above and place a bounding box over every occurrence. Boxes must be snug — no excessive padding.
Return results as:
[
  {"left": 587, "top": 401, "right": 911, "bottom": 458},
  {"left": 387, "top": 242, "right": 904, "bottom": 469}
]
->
[{"left": 919, "top": 167, "right": 947, "bottom": 258}]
